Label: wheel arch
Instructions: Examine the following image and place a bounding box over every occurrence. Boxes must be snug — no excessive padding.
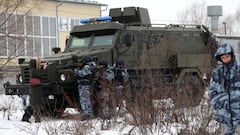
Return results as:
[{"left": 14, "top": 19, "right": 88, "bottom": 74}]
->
[{"left": 176, "top": 68, "right": 205, "bottom": 87}]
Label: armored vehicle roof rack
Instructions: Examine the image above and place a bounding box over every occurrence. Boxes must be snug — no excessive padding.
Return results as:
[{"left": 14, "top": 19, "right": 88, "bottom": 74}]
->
[{"left": 109, "top": 7, "right": 151, "bottom": 26}]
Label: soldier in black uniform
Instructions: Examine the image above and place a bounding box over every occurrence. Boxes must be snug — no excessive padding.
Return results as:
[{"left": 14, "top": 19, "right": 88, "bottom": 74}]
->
[{"left": 21, "top": 58, "right": 48, "bottom": 123}]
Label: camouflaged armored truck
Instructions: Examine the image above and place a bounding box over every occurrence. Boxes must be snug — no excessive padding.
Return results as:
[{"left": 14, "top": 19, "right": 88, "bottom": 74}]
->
[{"left": 4, "top": 7, "right": 217, "bottom": 113}]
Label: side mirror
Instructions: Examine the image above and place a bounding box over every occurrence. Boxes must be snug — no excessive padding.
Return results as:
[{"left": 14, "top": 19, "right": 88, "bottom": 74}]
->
[
  {"left": 52, "top": 47, "right": 61, "bottom": 54},
  {"left": 18, "top": 58, "right": 25, "bottom": 64}
]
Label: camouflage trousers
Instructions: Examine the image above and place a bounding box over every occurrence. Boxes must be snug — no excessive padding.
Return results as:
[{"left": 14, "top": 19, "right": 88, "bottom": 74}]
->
[
  {"left": 21, "top": 95, "right": 29, "bottom": 111},
  {"left": 115, "top": 85, "right": 123, "bottom": 106},
  {"left": 115, "top": 85, "right": 125, "bottom": 116},
  {"left": 78, "top": 84, "right": 92, "bottom": 116},
  {"left": 98, "top": 88, "right": 116, "bottom": 119}
]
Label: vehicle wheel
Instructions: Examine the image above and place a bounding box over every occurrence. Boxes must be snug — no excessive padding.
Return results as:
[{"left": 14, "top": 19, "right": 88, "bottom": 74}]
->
[{"left": 173, "top": 73, "right": 204, "bottom": 108}]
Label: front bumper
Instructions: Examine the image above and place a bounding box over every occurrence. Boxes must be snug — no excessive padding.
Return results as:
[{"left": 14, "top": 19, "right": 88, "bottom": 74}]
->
[{"left": 4, "top": 82, "right": 62, "bottom": 95}]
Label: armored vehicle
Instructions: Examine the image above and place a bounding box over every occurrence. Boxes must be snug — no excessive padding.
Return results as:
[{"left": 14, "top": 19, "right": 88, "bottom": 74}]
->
[{"left": 4, "top": 7, "right": 217, "bottom": 114}]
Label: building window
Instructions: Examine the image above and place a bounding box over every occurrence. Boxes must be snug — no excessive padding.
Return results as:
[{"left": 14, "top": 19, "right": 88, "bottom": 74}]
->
[
  {"left": 17, "top": 37, "right": 25, "bottom": 56},
  {"left": 43, "top": 38, "right": 49, "bottom": 56},
  {"left": 50, "top": 38, "right": 57, "bottom": 55},
  {"left": 33, "top": 16, "right": 41, "bottom": 36},
  {"left": 26, "top": 37, "right": 33, "bottom": 56},
  {"left": 59, "top": 18, "right": 80, "bottom": 31},
  {"left": 17, "top": 14, "right": 24, "bottom": 35},
  {"left": 26, "top": 15, "right": 33, "bottom": 35},
  {"left": 25, "top": 15, "right": 58, "bottom": 57},
  {"left": 8, "top": 36, "right": 17, "bottom": 56},
  {"left": 42, "top": 17, "right": 49, "bottom": 36},
  {"left": 50, "top": 18, "right": 56, "bottom": 36},
  {"left": 0, "top": 14, "right": 56, "bottom": 57},
  {"left": 0, "top": 36, "right": 7, "bottom": 56},
  {"left": 7, "top": 14, "right": 16, "bottom": 35},
  {"left": 59, "top": 18, "right": 68, "bottom": 31},
  {"left": 74, "top": 19, "right": 79, "bottom": 25},
  {"left": 0, "top": 13, "right": 82, "bottom": 57},
  {"left": 34, "top": 37, "right": 42, "bottom": 57},
  {"left": 0, "top": 13, "right": 6, "bottom": 34}
]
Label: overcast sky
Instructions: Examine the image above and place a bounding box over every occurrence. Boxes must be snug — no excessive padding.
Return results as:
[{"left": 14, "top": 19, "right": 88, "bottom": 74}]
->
[{"left": 97, "top": 0, "right": 240, "bottom": 24}]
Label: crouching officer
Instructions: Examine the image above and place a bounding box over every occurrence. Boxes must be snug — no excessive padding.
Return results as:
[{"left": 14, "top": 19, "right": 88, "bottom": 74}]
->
[
  {"left": 94, "top": 59, "right": 115, "bottom": 119},
  {"left": 74, "top": 56, "right": 96, "bottom": 121},
  {"left": 22, "top": 58, "right": 48, "bottom": 123}
]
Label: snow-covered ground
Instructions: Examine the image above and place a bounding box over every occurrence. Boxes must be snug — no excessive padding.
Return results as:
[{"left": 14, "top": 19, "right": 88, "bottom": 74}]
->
[
  {"left": 0, "top": 93, "right": 220, "bottom": 135},
  {"left": 0, "top": 94, "right": 135, "bottom": 135}
]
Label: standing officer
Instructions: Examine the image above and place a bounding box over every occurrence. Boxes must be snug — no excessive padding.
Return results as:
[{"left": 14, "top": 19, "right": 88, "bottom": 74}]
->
[
  {"left": 95, "top": 59, "right": 115, "bottom": 119},
  {"left": 209, "top": 44, "right": 240, "bottom": 135},
  {"left": 74, "top": 56, "right": 96, "bottom": 121},
  {"left": 22, "top": 58, "right": 48, "bottom": 123}
]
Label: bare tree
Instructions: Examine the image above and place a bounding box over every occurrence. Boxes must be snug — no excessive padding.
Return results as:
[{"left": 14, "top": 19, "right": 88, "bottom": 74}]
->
[
  {"left": 177, "top": 9, "right": 189, "bottom": 24},
  {"left": 0, "top": 0, "right": 33, "bottom": 82},
  {"left": 177, "top": 0, "right": 210, "bottom": 26},
  {"left": 219, "top": 15, "right": 236, "bottom": 35},
  {"left": 234, "top": 5, "right": 240, "bottom": 35},
  {"left": 236, "top": 5, "right": 240, "bottom": 23}
]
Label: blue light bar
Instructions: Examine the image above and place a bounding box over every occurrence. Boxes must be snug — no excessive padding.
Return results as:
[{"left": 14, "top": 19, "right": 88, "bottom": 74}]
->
[
  {"left": 96, "top": 16, "right": 112, "bottom": 21},
  {"left": 80, "top": 16, "right": 112, "bottom": 24},
  {"left": 80, "top": 18, "right": 90, "bottom": 24}
]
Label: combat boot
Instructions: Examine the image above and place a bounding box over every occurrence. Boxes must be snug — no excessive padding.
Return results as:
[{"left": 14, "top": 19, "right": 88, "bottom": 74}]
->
[{"left": 21, "top": 106, "right": 33, "bottom": 123}]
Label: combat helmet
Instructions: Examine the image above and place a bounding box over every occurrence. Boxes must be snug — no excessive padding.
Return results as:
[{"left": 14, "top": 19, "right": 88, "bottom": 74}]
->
[
  {"left": 116, "top": 59, "right": 124, "bottom": 68},
  {"left": 99, "top": 59, "right": 108, "bottom": 68}
]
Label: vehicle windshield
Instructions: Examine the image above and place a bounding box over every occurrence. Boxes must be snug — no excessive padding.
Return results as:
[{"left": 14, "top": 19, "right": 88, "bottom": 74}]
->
[
  {"left": 68, "top": 30, "right": 116, "bottom": 49},
  {"left": 92, "top": 35, "right": 114, "bottom": 46},
  {"left": 70, "top": 36, "right": 90, "bottom": 48}
]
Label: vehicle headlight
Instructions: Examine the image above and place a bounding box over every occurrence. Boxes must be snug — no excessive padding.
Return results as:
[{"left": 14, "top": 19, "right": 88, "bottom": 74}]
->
[
  {"left": 16, "top": 74, "right": 23, "bottom": 83},
  {"left": 60, "top": 74, "right": 66, "bottom": 81},
  {"left": 19, "top": 75, "right": 23, "bottom": 83},
  {"left": 48, "top": 95, "right": 54, "bottom": 100}
]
